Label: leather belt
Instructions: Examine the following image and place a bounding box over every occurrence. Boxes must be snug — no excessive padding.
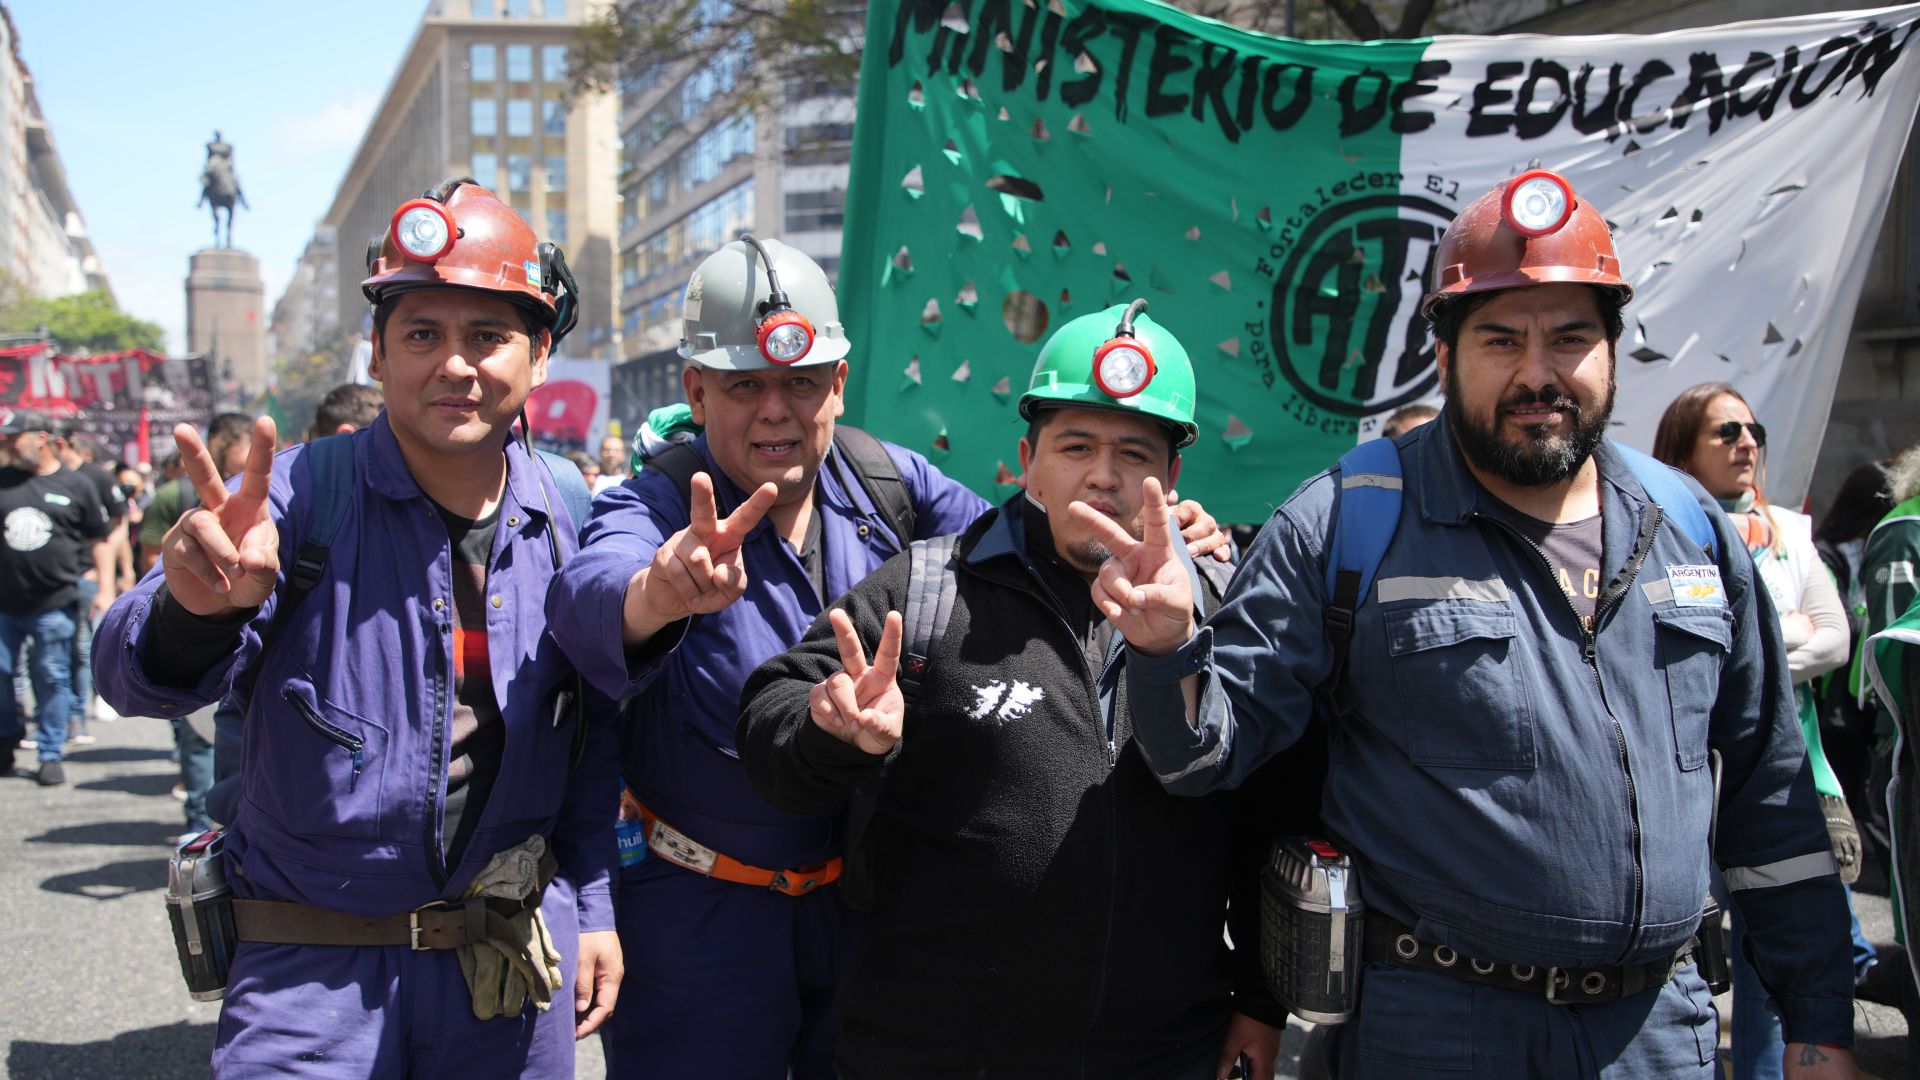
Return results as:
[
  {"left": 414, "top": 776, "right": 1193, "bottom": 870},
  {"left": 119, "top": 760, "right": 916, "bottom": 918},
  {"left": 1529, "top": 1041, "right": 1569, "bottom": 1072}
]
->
[
  {"left": 233, "top": 890, "right": 545, "bottom": 951},
  {"left": 636, "top": 799, "right": 841, "bottom": 897},
  {"left": 1363, "top": 914, "right": 1693, "bottom": 1005}
]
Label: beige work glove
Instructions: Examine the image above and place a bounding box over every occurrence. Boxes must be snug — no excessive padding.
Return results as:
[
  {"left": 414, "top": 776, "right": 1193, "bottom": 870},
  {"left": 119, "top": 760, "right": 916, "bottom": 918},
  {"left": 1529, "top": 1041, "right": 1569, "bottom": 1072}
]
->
[
  {"left": 1820, "top": 793, "right": 1862, "bottom": 885},
  {"left": 456, "top": 836, "right": 565, "bottom": 1020}
]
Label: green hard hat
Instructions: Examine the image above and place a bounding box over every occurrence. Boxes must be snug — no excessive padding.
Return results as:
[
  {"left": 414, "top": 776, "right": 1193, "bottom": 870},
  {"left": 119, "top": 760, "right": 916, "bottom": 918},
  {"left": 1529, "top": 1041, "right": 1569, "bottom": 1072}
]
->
[{"left": 1018, "top": 300, "right": 1198, "bottom": 448}]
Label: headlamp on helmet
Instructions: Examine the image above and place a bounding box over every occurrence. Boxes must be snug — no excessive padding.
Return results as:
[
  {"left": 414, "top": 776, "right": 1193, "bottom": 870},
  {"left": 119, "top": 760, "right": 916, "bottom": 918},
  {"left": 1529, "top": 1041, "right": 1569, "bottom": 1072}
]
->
[
  {"left": 742, "top": 233, "right": 816, "bottom": 365},
  {"left": 1092, "top": 299, "right": 1157, "bottom": 400},
  {"left": 1502, "top": 169, "right": 1576, "bottom": 239},
  {"left": 389, "top": 199, "right": 458, "bottom": 262}
]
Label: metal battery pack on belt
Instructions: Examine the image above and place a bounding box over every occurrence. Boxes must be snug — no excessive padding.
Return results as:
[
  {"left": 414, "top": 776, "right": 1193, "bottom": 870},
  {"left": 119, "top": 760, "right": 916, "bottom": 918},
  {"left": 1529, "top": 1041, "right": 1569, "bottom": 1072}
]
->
[
  {"left": 1258, "top": 835, "right": 1732, "bottom": 1023},
  {"left": 634, "top": 796, "right": 842, "bottom": 897}
]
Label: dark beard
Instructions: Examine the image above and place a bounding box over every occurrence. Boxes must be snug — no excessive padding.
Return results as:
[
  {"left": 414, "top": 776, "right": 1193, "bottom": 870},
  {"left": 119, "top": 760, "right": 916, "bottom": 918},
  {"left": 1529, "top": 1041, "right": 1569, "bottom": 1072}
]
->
[
  {"left": 1062, "top": 540, "right": 1114, "bottom": 574},
  {"left": 1445, "top": 367, "right": 1613, "bottom": 487}
]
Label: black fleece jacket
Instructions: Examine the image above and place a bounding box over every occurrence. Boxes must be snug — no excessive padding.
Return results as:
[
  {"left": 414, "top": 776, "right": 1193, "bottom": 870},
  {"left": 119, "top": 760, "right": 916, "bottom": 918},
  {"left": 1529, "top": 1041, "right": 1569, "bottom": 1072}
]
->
[{"left": 739, "top": 496, "right": 1283, "bottom": 1080}]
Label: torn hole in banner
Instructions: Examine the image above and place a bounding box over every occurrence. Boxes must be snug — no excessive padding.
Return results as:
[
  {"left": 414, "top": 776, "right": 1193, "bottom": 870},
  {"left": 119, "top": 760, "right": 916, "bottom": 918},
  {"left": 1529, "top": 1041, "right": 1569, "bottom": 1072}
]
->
[
  {"left": 995, "top": 31, "right": 1014, "bottom": 52},
  {"left": 956, "top": 281, "right": 979, "bottom": 313},
  {"left": 1091, "top": 241, "right": 1108, "bottom": 256},
  {"left": 943, "top": 139, "right": 963, "bottom": 165},
  {"left": 1031, "top": 117, "right": 1050, "bottom": 141},
  {"left": 957, "top": 78, "right": 983, "bottom": 103},
  {"left": 1256, "top": 206, "right": 1272, "bottom": 231},
  {"left": 902, "top": 357, "right": 923, "bottom": 387},
  {"left": 901, "top": 165, "right": 925, "bottom": 199},
  {"left": 909, "top": 81, "right": 925, "bottom": 108},
  {"left": 1222, "top": 415, "right": 1253, "bottom": 451},
  {"left": 991, "top": 375, "right": 1012, "bottom": 403},
  {"left": 951, "top": 359, "right": 972, "bottom": 383},
  {"left": 1150, "top": 266, "right": 1175, "bottom": 294},
  {"left": 956, "top": 205, "right": 984, "bottom": 241},
  {"left": 1185, "top": 226, "right": 1201, "bottom": 242},
  {"left": 1067, "top": 112, "right": 1091, "bottom": 135},
  {"left": 994, "top": 461, "right": 1019, "bottom": 490},
  {"left": 1052, "top": 230, "right": 1071, "bottom": 258},
  {"left": 1218, "top": 338, "right": 1239, "bottom": 357},
  {"left": 931, "top": 430, "right": 951, "bottom": 460},
  {"left": 940, "top": 3, "right": 969, "bottom": 31},
  {"left": 1058, "top": 287, "right": 1071, "bottom": 309},
  {"left": 1012, "top": 233, "right": 1032, "bottom": 258},
  {"left": 1003, "top": 290, "right": 1049, "bottom": 344}
]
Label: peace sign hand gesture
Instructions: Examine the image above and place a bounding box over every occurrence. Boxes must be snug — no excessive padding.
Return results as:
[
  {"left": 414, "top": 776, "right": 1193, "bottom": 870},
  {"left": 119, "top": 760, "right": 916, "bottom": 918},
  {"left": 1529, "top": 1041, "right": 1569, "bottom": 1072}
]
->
[
  {"left": 625, "top": 472, "right": 780, "bottom": 639},
  {"left": 161, "top": 416, "right": 280, "bottom": 618},
  {"left": 1066, "top": 475, "right": 1197, "bottom": 657},
  {"left": 809, "top": 609, "right": 905, "bottom": 756}
]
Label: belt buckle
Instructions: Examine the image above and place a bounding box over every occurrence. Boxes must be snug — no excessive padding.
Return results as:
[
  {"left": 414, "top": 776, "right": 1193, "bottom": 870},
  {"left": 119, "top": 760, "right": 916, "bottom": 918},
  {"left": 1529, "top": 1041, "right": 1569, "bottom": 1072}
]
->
[
  {"left": 409, "top": 901, "right": 452, "bottom": 951},
  {"left": 1543, "top": 967, "right": 1572, "bottom": 1005}
]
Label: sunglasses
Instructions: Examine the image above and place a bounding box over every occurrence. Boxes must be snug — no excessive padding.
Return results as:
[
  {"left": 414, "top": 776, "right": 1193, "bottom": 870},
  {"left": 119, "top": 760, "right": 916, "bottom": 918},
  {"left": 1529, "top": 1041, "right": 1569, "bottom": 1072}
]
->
[{"left": 1712, "top": 420, "right": 1766, "bottom": 447}]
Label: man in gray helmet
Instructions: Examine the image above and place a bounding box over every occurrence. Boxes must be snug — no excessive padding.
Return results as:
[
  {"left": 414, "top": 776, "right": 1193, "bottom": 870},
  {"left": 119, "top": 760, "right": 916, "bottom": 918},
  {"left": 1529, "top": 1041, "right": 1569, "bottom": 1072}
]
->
[{"left": 548, "top": 236, "right": 1228, "bottom": 1076}]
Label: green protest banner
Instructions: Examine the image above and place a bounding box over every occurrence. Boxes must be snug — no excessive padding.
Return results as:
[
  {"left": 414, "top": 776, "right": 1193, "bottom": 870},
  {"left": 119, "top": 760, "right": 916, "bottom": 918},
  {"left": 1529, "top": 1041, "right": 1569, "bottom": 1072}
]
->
[{"left": 837, "top": 0, "right": 1920, "bottom": 522}]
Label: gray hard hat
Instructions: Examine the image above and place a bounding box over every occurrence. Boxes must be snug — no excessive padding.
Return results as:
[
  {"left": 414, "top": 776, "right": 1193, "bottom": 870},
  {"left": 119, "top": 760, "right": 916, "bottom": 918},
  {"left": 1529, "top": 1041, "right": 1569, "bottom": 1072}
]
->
[{"left": 678, "top": 236, "right": 850, "bottom": 370}]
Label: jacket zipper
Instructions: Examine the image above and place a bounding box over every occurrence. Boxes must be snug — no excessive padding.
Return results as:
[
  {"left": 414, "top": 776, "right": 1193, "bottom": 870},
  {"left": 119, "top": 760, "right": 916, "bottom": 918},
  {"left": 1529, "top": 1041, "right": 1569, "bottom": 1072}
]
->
[
  {"left": 284, "top": 687, "right": 365, "bottom": 792},
  {"left": 425, "top": 615, "right": 451, "bottom": 889},
  {"left": 1473, "top": 503, "right": 1660, "bottom": 958},
  {"left": 998, "top": 558, "right": 1121, "bottom": 1068}
]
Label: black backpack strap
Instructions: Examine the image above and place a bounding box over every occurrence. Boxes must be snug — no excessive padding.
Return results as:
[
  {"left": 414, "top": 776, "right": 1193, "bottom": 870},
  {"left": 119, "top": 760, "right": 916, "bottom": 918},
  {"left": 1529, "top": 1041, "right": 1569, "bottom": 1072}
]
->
[
  {"left": 649, "top": 442, "right": 706, "bottom": 513},
  {"left": 253, "top": 433, "right": 354, "bottom": 663},
  {"left": 899, "top": 534, "right": 960, "bottom": 707},
  {"left": 833, "top": 426, "right": 917, "bottom": 552}
]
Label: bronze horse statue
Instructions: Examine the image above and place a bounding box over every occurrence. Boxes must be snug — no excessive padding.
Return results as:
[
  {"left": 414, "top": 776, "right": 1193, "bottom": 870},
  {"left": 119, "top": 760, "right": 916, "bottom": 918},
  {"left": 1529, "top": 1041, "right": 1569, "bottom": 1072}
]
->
[{"left": 197, "top": 130, "right": 248, "bottom": 248}]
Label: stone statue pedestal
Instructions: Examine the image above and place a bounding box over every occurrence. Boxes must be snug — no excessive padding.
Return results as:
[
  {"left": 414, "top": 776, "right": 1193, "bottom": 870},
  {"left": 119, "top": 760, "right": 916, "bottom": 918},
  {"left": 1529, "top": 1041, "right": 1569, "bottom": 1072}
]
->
[{"left": 185, "top": 248, "right": 266, "bottom": 399}]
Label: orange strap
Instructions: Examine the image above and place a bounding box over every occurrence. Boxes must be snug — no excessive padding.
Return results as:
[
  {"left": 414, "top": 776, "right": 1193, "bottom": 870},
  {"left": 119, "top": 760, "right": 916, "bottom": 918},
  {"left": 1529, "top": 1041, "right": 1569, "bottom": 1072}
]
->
[{"left": 635, "top": 799, "right": 841, "bottom": 898}]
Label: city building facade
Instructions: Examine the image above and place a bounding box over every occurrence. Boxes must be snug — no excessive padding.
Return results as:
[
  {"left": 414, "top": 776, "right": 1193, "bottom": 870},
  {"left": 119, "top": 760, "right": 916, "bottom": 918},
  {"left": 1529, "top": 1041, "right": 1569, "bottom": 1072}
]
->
[
  {"left": 301, "top": 0, "right": 619, "bottom": 362},
  {"left": 0, "top": 4, "right": 108, "bottom": 303}
]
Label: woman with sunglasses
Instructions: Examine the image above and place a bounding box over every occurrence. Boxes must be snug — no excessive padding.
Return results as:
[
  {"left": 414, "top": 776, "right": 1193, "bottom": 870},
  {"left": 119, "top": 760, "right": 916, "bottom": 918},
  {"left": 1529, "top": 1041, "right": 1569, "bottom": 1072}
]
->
[{"left": 1654, "top": 382, "right": 1864, "bottom": 1080}]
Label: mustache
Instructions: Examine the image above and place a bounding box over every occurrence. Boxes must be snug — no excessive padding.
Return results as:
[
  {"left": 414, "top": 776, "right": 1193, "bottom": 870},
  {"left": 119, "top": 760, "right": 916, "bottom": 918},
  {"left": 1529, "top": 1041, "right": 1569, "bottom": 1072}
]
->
[{"left": 1498, "top": 388, "right": 1582, "bottom": 415}]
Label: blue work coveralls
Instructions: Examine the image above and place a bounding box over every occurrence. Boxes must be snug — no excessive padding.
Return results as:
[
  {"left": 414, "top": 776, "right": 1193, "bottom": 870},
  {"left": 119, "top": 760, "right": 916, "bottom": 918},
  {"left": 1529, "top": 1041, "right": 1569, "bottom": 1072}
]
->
[
  {"left": 1125, "top": 418, "right": 1854, "bottom": 1078},
  {"left": 548, "top": 433, "right": 985, "bottom": 1078},
  {"left": 95, "top": 418, "right": 619, "bottom": 1079}
]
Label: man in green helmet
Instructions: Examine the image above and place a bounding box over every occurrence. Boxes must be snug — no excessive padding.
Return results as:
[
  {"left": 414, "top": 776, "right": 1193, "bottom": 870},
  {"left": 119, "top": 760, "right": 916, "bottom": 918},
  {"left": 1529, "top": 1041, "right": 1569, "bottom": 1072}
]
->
[{"left": 736, "top": 301, "right": 1284, "bottom": 1080}]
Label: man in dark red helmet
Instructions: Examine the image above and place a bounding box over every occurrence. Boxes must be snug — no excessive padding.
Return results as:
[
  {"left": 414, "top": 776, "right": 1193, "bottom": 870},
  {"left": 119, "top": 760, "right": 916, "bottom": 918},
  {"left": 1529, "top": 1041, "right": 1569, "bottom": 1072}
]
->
[
  {"left": 97, "top": 179, "right": 622, "bottom": 1078},
  {"left": 1081, "top": 171, "right": 1858, "bottom": 1078}
]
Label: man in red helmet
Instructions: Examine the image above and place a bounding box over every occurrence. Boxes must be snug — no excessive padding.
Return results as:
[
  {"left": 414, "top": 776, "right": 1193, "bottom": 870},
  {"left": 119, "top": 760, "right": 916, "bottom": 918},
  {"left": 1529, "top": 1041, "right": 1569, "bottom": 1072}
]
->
[
  {"left": 96, "top": 178, "right": 621, "bottom": 1078},
  {"left": 1079, "top": 172, "right": 1858, "bottom": 1078}
]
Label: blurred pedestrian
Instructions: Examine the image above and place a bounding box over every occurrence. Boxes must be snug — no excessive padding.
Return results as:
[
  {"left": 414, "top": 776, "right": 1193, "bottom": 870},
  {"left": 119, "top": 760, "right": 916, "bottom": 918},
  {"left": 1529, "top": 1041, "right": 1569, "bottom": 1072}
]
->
[
  {"left": 1654, "top": 382, "right": 1863, "bottom": 1080},
  {"left": 593, "top": 433, "right": 628, "bottom": 494},
  {"left": 0, "top": 411, "right": 111, "bottom": 785},
  {"left": 55, "top": 432, "right": 128, "bottom": 743},
  {"left": 1381, "top": 401, "right": 1438, "bottom": 439},
  {"left": 565, "top": 450, "right": 600, "bottom": 489},
  {"left": 1813, "top": 461, "right": 1896, "bottom": 867},
  {"left": 308, "top": 383, "right": 382, "bottom": 441}
]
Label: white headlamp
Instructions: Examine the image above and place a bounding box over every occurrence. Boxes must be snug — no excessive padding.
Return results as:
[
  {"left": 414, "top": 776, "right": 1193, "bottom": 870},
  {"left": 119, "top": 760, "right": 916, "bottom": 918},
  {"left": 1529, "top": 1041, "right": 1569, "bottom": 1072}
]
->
[
  {"left": 1093, "top": 299, "right": 1157, "bottom": 400},
  {"left": 1502, "top": 169, "right": 1575, "bottom": 239},
  {"left": 390, "top": 199, "right": 458, "bottom": 262}
]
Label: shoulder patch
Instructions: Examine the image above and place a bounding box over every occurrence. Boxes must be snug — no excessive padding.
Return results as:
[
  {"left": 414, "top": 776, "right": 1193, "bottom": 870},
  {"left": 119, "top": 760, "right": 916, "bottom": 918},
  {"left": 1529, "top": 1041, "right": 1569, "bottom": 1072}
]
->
[{"left": 1667, "top": 565, "right": 1726, "bottom": 607}]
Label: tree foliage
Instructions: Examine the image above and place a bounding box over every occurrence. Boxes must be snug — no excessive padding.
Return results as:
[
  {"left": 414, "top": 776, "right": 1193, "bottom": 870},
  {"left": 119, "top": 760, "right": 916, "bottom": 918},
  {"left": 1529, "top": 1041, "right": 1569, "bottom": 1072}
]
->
[
  {"left": 271, "top": 331, "right": 363, "bottom": 442},
  {"left": 570, "top": 0, "right": 1442, "bottom": 114},
  {"left": 0, "top": 281, "right": 164, "bottom": 354}
]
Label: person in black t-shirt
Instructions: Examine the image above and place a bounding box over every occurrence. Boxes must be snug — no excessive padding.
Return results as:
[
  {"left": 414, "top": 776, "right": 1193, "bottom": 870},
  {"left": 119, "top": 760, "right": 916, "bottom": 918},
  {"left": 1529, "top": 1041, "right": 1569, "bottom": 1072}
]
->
[
  {"left": 56, "top": 431, "right": 128, "bottom": 741},
  {"left": 0, "top": 411, "right": 110, "bottom": 785}
]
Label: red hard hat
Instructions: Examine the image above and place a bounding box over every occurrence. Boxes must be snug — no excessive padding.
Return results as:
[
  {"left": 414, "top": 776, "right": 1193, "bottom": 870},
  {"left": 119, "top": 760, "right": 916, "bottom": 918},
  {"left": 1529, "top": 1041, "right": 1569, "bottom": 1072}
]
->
[
  {"left": 362, "top": 181, "right": 557, "bottom": 327},
  {"left": 1422, "top": 169, "right": 1633, "bottom": 319}
]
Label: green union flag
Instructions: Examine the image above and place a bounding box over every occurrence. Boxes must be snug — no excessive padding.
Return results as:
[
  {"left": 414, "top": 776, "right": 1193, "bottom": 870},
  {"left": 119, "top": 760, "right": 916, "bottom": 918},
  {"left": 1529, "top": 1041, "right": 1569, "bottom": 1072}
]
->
[{"left": 837, "top": 0, "right": 1920, "bottom": 522}]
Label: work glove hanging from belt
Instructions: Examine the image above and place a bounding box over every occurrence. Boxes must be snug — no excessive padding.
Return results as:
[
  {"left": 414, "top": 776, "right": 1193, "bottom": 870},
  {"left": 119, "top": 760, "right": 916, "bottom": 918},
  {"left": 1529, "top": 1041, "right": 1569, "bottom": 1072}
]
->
[
  {"left": 455, "top": 834, "right": 565, "bottom": 1021},
  {"left": 1821, "top": 792, "right": 1863, "bottom": 885}
]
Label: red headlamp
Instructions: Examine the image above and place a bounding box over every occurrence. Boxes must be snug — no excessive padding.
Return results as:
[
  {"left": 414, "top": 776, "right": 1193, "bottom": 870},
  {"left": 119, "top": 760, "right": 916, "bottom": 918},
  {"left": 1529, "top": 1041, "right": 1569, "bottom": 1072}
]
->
[
  {"left": 1092, "top": 335, "right": 1156, "bottom": 399},
  {"left": 389, "top": 199, "right": 458, "bottom": 262},
  {"left": 1501, "top": 169, "right": 1577, "bottom": 239},
  {"left": 757, "top": 307, "right": 815, "bottom": 365}
]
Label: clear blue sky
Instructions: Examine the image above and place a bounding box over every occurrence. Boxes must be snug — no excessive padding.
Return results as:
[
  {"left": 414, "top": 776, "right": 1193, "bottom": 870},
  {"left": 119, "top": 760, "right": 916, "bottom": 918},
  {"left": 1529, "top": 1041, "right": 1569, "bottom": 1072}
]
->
[{"left": 12, "top": 1, "right": 431, "bottom": 352}]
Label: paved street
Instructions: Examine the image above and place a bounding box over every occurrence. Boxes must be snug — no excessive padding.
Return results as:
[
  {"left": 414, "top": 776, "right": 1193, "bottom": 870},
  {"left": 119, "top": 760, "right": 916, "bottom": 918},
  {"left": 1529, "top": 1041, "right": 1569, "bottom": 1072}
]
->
[{"left": 0, "top": 708, "right": 1908, "bottom": 1078}]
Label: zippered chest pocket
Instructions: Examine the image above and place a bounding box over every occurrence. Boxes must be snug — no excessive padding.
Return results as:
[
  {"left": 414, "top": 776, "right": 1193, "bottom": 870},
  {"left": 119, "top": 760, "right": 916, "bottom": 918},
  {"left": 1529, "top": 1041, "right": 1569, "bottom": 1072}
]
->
[
  {"left": 1385, "top": 605, "right": 1537, "bottom": 771},
  {"left": 258, "top": 678, "right": 390, "bottom": 841},
  {"left": 1652, "top": 606, "right": 1732, "bottom": 771}
]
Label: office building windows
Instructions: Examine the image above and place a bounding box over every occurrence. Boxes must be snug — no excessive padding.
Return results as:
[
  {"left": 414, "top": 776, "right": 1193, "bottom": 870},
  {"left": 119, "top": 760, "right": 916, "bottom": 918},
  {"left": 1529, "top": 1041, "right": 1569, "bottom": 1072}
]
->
[
  {"left": 507, "top": 99, "right": 533, "bottom": 136},
  {"left": 508, "top": 154, "right": 533, "bottom": 191},
  {"left": 506, "top": 0, "right": 532, "bottom": 16},
  {"left": 542, "top": 45, "right": 568, "bottom": 83},
  {"left": 472, "top": 152, "right": 499, "bottom": 183},
  {"left": 785, "top": 189, "right": 845, "bottom": 233},
  {"left": 471, "top": 0, "right": 495, "bottom": 16},
  {"left": 470, "top": 44, "right": 497, "bottom": 81},
  {"left": 543, "top": 100, "right": 566, "bottom": 136},
  {"left": 547, "top": 209, "right": 568, "bottom": 243},
  {"left": 545, "top": 155, "right": 567, "bottom": 191},
  {"left": 507, "top": 44, "right": 533, "bottom": 82},
  {"left": 471, "top": 99, "right": 498, "bottom": 136}
]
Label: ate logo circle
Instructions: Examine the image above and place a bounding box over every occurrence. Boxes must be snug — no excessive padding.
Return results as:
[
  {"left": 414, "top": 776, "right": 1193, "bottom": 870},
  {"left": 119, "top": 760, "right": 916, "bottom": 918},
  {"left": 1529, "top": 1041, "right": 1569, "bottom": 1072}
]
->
[
  {"left": 4, "top": 506, "right": 54, "bottom": 552},
  {"left": 1268, "top": 193, "right": 1456, "bottom": 419}
]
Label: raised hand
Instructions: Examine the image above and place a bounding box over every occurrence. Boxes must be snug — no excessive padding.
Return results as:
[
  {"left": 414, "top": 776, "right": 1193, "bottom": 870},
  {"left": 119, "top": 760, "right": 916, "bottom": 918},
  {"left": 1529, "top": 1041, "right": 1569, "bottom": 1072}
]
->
[
  {"left": 1168, "top": 488, "right": 1232, "bottom": 563},
  {"left": 1067, "top": 475, "right": 1196, "bottom": 656},
  {"left": 161, "top": 416, "right": 279, "bottom": 617},
  {"left": 625, "top": 471, "right": 780, "bottom": 638},
  {"left": 809, "top": 609, "right": 904, "bottom": 755}
]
